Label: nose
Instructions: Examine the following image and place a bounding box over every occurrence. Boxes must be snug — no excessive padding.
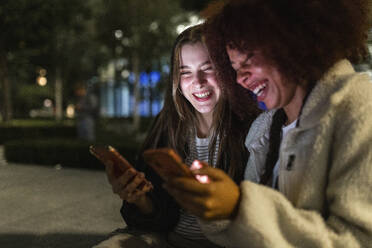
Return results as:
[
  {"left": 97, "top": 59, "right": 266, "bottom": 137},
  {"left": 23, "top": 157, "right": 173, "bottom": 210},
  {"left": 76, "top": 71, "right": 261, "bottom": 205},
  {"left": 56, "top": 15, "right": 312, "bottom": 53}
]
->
[
  {"left": 194, "top": 71, "right": 206, "bottom": 87},
  {"left": 236, "top": 69, "right": 251, "bottom": 89}
]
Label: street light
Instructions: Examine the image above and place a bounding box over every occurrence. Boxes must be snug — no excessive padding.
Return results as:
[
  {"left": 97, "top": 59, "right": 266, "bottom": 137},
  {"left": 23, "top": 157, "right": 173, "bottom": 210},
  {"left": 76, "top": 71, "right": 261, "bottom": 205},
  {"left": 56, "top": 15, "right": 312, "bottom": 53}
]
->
[{"left": 37, "top": 76, "right": 47, "bottom": 86}]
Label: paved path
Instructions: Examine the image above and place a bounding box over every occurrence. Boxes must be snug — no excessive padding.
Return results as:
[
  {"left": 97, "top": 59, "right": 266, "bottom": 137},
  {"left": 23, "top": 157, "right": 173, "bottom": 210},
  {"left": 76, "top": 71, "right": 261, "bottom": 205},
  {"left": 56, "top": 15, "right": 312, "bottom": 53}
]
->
[{"left": 0, "top": 147, "right": 124, "bottom": 248}]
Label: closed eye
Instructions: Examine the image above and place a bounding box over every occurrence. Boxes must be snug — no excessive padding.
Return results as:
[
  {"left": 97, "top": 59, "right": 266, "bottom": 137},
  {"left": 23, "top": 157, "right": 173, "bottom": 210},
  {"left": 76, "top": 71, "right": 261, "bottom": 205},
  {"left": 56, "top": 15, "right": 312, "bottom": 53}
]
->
[
  {"left": 203, "top": 66, "right": 214, "bottom": 72},
  {"left": 201, "top": 62, "right": 214, "bottom": 72},
  {"left": 180, "top": 71, "right": 191, "bottom": 77},
  {"left": 231, "top": 51, "right": 255, "bottom": 70}
]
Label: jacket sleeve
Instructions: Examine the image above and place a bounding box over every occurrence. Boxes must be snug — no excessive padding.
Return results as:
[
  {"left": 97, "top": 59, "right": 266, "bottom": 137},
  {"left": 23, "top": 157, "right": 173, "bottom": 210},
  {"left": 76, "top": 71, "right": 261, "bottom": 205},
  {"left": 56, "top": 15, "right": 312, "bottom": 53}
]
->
[
  {"left": 243, "top": 110, "right": 274, "bottom": 182},
  {"left": 203, "top": 80, "right": 372, "bottom": 247},
  {"left": 120, "top": 157, "right": 180, "bottom": 232}
]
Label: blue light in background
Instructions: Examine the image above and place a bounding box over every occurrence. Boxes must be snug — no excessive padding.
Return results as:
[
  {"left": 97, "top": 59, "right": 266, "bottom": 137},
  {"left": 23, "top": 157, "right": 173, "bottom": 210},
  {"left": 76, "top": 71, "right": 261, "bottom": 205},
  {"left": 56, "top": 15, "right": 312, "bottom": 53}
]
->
[
  {"left": 140, "top": 100, "right": 150, "bottom": 116},
  {"left": 100, "top": 70, "right": 163, "bottom": 117},
  {"left": 152, "top": 101, "right": 162, "bottom": 114},
  {"left": 140, "top": 72, "right": 149, "bottom": 87},
  {"left": 106, "top": 81, "right": 115, "bottom": 117},
  {"left": 149, "top": 71, "right": 161, "bottom": 86},
  {"left": 128, "top": 73, "right": 136, "bottom": 84},
  {"left": 130, "top": 71, "right": 161, "bottom": 87}
]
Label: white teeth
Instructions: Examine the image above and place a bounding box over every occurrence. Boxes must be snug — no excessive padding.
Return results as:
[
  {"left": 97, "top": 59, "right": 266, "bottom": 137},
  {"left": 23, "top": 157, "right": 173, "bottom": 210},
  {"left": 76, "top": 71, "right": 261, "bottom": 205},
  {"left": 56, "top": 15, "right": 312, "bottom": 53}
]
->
[
  {"left": 252, "top": 83, "right": 266, "bottom": 96},
  {"left": 194, "top": 91, "right": 211, "bottom": 98}
]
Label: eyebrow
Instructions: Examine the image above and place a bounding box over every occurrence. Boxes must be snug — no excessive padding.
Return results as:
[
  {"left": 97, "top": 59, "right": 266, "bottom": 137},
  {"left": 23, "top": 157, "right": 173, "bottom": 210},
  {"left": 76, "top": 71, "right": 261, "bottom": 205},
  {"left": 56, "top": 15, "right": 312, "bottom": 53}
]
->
[
  {"left": 200, "top": 61, "right": 211, "bottom": 67},
  {"left": 180, "top": 60, "right": 211, "bottom": 70}
]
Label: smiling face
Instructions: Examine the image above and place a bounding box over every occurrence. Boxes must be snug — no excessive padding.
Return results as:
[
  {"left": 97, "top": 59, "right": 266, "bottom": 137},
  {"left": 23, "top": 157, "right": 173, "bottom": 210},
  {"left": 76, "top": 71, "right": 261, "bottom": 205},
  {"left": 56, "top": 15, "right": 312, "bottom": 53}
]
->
[
  {"left": 179, "top": 42, "right": 221, "bottom": 119},
  {"left": 226, "top": 46, "right": 306, "bottom": 121}
]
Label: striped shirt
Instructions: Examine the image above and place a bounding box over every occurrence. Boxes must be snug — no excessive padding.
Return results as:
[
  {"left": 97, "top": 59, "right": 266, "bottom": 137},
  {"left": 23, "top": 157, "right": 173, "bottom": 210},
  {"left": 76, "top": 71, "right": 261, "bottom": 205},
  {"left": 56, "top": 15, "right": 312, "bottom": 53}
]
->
[{"left": 173, "top": 135, "right": 220, "bottom": 240}]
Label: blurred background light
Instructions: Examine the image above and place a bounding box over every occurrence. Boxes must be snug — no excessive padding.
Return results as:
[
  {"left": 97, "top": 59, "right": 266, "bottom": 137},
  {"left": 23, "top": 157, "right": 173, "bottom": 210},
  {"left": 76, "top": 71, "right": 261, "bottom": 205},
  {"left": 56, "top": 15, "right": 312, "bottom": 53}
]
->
[
  {"left": 176, "top": 14, "right": 204, "bottom": 34},
  {"left": 121, "top": 69, "right": 130, "bottom": 79},
  {"left": 66, "top": 104, "right": 75, "bottom": 118},
  {"left": 37, "top": 76, "right": 47, "bottom": 86},
  {"left": 114, "top": 29, "right": 123, "bottom": 40},
  {"left": 43, "top": 99, "right": 53, "bottom": 108}
]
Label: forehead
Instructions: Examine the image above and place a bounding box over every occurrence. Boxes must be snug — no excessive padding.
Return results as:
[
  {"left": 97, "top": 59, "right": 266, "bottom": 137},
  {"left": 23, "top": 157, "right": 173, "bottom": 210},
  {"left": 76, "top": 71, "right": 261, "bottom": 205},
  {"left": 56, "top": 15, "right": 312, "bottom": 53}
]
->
[{"left": 179, "top": 42, "right": 209, "bottom": 64}]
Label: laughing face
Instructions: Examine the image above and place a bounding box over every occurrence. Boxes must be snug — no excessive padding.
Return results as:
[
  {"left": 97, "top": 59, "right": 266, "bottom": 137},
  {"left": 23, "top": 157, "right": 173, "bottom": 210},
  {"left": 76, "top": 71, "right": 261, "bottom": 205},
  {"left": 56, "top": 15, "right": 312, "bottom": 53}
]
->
[
  {"left": 179, "top": 42, "right": 221, "bottom": 118},
  {"left": 226, "top": 46, "right": 304, "bottom": 114}
]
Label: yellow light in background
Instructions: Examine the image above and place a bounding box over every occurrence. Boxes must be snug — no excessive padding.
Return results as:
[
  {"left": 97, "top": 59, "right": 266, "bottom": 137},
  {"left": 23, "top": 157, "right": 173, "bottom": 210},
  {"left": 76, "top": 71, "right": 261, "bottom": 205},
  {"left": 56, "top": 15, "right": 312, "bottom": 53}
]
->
[
  {"left": 37, "top": 76, "right": 47, "bottom": 86},
  {"left": 66, "top": 104, "right": 75, "bottom": 118}
]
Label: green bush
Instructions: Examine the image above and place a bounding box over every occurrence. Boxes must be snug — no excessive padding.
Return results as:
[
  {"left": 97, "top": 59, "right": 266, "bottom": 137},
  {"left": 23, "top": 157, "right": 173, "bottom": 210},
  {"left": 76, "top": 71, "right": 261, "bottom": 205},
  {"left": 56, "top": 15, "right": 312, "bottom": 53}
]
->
[
  {"left": 1, "top": 118, "right": 149, "bottom": 168},
  {"left": 0, "top": 119, "right": 76, "bottom": 144},
  {"left": 4, "top": 138, "right": 141, "bottom": 170}
]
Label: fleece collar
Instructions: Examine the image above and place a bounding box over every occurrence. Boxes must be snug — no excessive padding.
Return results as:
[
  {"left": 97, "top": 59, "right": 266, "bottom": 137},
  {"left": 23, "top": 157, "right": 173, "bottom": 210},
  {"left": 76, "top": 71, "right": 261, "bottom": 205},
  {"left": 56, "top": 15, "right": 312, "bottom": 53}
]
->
[{"left": 298, "top": 60, "right": 360, "bottom": 129}]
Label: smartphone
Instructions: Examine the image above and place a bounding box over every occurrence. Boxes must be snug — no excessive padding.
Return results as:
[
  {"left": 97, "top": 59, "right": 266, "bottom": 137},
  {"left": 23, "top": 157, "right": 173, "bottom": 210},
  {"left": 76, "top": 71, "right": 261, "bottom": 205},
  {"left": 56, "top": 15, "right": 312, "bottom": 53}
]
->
[
  {"left": 90, "top": 145, "right": 152, "bottom": 190},
  {"left": 142, "top": 148, "right": 195, "bottom": 181},
  {"left": 89, "top": 145, "right": 132, "bottom": 173}
]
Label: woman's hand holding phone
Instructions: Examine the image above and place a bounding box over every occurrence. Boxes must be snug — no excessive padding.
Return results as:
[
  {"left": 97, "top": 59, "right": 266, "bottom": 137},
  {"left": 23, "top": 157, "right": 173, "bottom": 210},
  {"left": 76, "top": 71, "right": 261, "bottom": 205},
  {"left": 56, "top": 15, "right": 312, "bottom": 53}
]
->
[
  {"left": 90, "top": 145, "right": 154, "bottom": 214},
  {"left": 163, "top": 160, "right": 240, "bottom": 220},
  {"left": 105, "top": 162, "right": 154, "bottom": 214}
]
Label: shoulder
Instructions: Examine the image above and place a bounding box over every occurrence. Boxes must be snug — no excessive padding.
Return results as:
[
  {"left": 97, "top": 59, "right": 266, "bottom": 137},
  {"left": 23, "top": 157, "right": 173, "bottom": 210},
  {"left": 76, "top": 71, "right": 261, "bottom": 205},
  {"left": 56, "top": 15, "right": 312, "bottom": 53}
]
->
[
  {"left": 336, "top": 72, "right": 372, "bottom": 110},
  {"left": 327, "top": 69, "right": 372, "bottom": 127},
  {"left": 333, "top": 72, "right": 372, "bottom": 138},
  {"left": 245, "top": 110, "right": 275, "bottom": 147},
  {"left": 302, "top": 60, "right": 372, "bottom": 126}
]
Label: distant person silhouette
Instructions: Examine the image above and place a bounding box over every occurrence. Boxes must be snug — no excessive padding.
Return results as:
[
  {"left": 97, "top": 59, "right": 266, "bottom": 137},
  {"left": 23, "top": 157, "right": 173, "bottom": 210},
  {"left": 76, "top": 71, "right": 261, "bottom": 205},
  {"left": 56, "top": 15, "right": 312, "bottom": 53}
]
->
[{"left": 75, "top": 84, "right": 98, "bottom": 141}]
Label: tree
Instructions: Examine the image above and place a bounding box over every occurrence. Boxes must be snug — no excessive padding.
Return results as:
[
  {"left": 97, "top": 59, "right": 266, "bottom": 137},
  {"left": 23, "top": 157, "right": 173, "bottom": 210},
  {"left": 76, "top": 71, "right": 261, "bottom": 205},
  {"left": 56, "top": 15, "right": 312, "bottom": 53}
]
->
[
  {"left": 0, "top": 1, "right": 45, "bottom": 121},
  {"left": 0, "top": 0, "right": 107, "bottom": 121},
  {"left": 32, "top": 0, "right": 101, "bottom": 121},
  {"left": 96, "top": 0, "right": 188, "bottom": 130}
]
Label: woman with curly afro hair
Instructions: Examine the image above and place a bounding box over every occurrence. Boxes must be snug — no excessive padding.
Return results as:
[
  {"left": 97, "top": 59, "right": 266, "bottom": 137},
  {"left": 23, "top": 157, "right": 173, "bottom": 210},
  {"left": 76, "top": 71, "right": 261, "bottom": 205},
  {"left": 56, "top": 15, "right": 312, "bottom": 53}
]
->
[{"left": 163, "top": 0, "right": 372, "bottom": 247}]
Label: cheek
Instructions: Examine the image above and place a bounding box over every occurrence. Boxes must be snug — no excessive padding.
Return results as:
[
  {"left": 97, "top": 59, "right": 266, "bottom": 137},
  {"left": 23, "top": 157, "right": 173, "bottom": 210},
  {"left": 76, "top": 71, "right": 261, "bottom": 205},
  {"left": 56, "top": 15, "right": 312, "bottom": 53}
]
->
[
  {"left": 207, "top": 74, "right": 219, "bottom": 87},
  {"left": 179, "top": 79, "right": 191, "bottom": 93}
]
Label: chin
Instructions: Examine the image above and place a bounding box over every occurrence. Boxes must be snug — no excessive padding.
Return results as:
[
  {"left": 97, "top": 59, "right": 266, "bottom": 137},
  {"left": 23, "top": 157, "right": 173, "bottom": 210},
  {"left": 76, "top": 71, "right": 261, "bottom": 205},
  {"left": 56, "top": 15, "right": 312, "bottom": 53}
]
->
[
  {"left": 196, "top": 108, "right": 213, "bottom": 114},
  {"left": 262, "top": 100, "right": 275, "bottom": 110}
]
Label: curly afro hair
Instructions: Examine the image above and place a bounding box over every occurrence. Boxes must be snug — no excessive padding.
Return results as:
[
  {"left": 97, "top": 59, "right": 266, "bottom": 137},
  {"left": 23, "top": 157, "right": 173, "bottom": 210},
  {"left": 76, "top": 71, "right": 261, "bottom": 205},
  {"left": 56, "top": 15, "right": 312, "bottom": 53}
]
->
[{"left": 203, "top": 0, "right": 371, "bottom": 94}]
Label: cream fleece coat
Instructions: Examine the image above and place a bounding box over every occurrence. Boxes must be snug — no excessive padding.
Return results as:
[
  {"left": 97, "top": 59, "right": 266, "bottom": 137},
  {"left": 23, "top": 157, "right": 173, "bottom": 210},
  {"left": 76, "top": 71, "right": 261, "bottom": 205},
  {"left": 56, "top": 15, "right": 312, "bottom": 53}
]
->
[{"left": 200, "top": 60, "right": 372, "bottom": 247}]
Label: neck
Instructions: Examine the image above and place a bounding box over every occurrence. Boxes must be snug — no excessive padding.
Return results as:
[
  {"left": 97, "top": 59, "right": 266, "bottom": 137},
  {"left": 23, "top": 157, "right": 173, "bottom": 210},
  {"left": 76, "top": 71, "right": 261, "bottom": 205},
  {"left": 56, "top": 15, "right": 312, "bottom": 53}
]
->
[
  {"left": 283, "top": 85, "right": 307, "bottom": 125},
  {"left": 196, "top": 112, "right": 213, "bottom": 138}
]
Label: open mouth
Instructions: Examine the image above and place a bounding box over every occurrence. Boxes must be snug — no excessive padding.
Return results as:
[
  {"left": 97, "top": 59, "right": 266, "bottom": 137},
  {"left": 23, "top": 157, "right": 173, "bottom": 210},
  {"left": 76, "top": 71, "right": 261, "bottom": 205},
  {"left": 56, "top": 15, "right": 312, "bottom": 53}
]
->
[
  {"left": 251, "top": 81, "right": 267, "bottom": 97},
  {"left": 193, "top": 91, "right": 211, "bottom": 100}
]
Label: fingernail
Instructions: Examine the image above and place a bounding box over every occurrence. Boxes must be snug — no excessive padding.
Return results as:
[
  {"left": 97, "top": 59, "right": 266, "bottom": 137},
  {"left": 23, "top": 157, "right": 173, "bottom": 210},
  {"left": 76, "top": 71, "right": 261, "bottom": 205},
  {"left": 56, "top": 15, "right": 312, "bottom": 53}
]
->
[{"left": 196, "top": 175, "right": 210, "bottom": 184}]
